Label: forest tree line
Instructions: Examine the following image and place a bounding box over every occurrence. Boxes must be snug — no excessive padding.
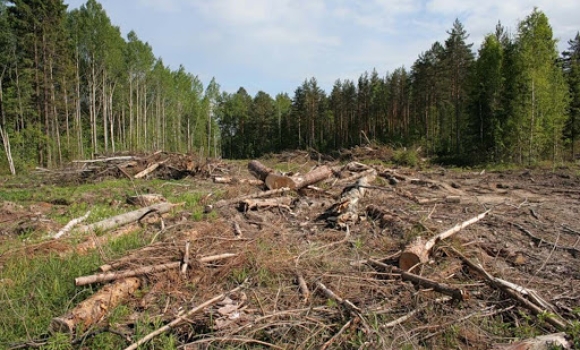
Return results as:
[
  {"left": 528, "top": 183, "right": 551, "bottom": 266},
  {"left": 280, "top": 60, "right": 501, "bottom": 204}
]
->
[
  {"left": 217, "top": 11, "right": 580, "bottom": 166},
  {"left": 0, "top": 2, "right": 579, "bottom": 175}
]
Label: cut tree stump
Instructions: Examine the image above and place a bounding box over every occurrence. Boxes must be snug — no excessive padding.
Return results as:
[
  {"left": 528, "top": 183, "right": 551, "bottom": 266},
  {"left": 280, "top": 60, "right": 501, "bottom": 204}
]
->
[
  {"left": 399, "top": 209, "right": 490, "bottom": 271},
  {"left": 49, "top": 277, "right": 141, "bottom": 336}
]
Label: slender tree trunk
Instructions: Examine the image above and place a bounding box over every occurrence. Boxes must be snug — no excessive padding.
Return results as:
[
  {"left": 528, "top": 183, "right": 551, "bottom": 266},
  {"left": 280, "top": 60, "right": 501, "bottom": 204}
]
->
[
  {"left": 75, "top": 47, "right": 83, "bottom": 158},
  {"left": 102, "top": 70, "right": 108, "bottom": 153},
  {"left": 0, "top": 77, "right": 16, "bottom": 175},
  {"left": 63, "top": 75, "right": 70, "bottom": 155}
]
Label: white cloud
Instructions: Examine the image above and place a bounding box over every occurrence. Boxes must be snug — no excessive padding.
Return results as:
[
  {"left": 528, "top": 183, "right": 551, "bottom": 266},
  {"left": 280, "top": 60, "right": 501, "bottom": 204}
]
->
[{"left": 65, "top": 0, "right": 580, "bottom": 95}]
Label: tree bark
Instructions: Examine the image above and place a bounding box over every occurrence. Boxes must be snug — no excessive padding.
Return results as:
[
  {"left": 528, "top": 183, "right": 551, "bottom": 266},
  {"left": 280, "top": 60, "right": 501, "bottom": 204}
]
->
[
  {"left": 78, "top": 202, "right": 175, "bottom": 234},
  {"left": 50, "top": 277, "right": 141, "bottom": 335},
  {"left": 247, "top": 160, "right": 274, "bottom": 181}
]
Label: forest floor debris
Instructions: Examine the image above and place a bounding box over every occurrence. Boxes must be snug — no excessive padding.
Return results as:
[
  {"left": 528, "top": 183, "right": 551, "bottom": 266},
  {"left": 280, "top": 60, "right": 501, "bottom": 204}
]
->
[{"left": 1, "top": 149, "right": 580, "bottom": 349}]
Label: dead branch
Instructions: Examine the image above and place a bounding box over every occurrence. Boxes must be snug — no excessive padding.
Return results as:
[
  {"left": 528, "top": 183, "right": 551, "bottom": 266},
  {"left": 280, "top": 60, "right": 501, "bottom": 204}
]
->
[
  {"left": 399, "top": 209, "right": 490, "bottom": 271},
  {"left": 492, "top": 332, "right": 571, "bottom": 349},
  {"left": 379, "top": 297, "right": 451, "bottom": 328},
  {"left": 50, "top": 277, "right": 140, "bottom": 336},
  {"left": 513, "top": 223, "right": 580, "bottom": 257},
  {"left": 449, "top": 247, "right": 569, "bottom": 330},
  {"left": 321, "top": 319, "right": 353, "bottom": 350},
  {"left": 72, "top": 156, "right": 137, "bottom": 163},
  {"left": 315, "top": 281, "right": 361, "bottom": 315},
  {"left": 75, "top": 253, "right": 237, "bottom": 286},
  {"left": 52, "top": 211, "right": 91, "bottom": 239},
  {"left": 180, "top": 240, "right": 190, "bottom": 275},
  {"left": 368, "top": 259, "right": 467, "bottom": 302},
  {"left": 123, "top": 283, "right": 245, "bottom": 350},
  {"left": 239, "top": 197, "right": 293, "bottom": 211},
  {"left": 297, "top": 273, "right": 309, "bottom": 302}
]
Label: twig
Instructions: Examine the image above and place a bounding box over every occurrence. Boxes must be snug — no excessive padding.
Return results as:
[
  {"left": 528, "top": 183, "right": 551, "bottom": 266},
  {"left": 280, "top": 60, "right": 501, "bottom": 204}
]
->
[
  {"left": 315, "top": 281, "right": 361, "bottom": 314},
  {"left": 380, "top": 297, "right": 452, "bottom": 328},
  {"left": 368, "top": 259, "right": 467, "bottom": 301},
  {"left": 52, "top": 211, "right": 91, "bottom": 239},
  {"left": 513, "top": 223, "right": 580, "bottom": 257},
  {"left": 180, "top": 240, "right": 190, "bottom": 275},
  {"left": 321, "top": 319, "right": 353, "bottom": 350},
  {"left": 180, "top": 336, "right": 284, "bottom": 349},
  {"left": 124, "top": 283, "right": 246, "bottom": 350}
]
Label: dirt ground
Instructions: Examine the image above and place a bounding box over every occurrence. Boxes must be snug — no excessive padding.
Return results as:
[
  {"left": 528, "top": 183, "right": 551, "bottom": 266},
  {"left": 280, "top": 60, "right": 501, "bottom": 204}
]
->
[{"left": 1, "top": 151, "right": 580, "bottom": 349}]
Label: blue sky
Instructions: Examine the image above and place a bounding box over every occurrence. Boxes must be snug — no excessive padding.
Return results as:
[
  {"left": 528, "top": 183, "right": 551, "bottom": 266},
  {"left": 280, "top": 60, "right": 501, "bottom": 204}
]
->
[{"left": 64, "top": 0, "right": 579, "bottom": 96}]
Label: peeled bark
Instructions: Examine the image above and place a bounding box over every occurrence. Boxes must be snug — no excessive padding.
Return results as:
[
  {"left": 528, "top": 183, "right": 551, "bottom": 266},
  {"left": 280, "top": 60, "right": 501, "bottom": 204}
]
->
[{"left": 50, "top": 277, "right": 141, "bottom": 336}]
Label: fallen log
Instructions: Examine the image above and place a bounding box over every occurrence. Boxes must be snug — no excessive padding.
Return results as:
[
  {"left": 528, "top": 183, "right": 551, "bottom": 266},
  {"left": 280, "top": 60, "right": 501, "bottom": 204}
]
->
[
  {"left": 49, "top": 277, "right": 141, "bottom": 336},
  {"left": 134, "top": 162, "right": 162, "bottom": 179},
  {"left": 78, "top": 202, "right": 176, "bottom": 234},
  {"left": 247, "top": 160, "right": 274, "bottom": 181},
  {"left": 75, "top": 253, "right": 237, "bottom": 286},
  {"left": 399, "top": 209, "right": 490, "bottom": 271},
  {"left": 292, "top": 165, "right": 332, "bottom": 189}
]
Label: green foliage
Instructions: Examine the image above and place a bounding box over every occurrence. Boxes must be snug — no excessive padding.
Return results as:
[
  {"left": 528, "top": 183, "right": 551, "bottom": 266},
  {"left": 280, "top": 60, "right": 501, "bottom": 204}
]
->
[{"left": 392, "top": 148, "right": 419, "bottom": 167}]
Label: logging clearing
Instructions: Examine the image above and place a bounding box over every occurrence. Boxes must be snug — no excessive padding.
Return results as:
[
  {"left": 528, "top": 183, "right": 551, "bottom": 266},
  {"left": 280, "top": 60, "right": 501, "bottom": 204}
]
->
[{"left": 1, "top": 148, "right": 580, "bottom": 349}]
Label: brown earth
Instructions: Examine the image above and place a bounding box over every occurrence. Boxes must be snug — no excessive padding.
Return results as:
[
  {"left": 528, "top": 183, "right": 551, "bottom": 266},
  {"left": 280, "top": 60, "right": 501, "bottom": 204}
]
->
[{"left": 1, "top": 150, "right": 580, "bottom": 349}]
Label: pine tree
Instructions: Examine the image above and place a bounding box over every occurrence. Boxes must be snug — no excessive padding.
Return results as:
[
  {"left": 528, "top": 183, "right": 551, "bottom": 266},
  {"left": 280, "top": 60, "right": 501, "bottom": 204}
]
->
[{"left": 563, "top": 32, "right": 580, "bottom": 159}]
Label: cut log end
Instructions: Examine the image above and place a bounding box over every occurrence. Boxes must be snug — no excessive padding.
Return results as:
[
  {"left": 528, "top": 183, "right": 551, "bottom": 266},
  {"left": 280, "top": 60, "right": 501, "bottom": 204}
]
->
[{"left": 399, "top": 237, "right": 429, "bottom": 271}]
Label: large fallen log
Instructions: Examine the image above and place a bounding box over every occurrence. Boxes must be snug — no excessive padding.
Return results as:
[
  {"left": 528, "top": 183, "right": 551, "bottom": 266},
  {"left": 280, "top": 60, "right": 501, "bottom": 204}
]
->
[
  {"left": 77, "top": 202, "right": 176, "bottom": 234},
  {"left": 49, "top": 277, "right": 141, "bottom": 336},
  {"left": 399, "top": 209, "right": 490, "bottom": 271}
]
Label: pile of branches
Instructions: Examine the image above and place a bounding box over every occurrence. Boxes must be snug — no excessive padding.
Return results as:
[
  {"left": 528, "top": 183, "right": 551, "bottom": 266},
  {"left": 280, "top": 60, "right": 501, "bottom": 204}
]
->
[{"left": 35, "top": 152, "right": 233, "bottom": 183}]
